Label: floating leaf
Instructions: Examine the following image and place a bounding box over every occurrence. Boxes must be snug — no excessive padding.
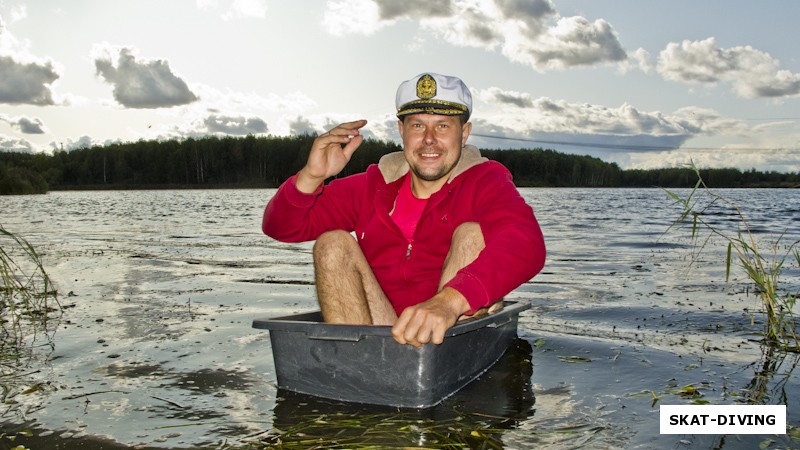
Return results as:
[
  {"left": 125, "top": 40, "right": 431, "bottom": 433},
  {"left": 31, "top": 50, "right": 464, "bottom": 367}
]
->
[
  {"left": 558, "top": 356, "right": 592, "bottom": 363},
  {"left": 533, "top": 338, "right": 546, "bottom": 348}
]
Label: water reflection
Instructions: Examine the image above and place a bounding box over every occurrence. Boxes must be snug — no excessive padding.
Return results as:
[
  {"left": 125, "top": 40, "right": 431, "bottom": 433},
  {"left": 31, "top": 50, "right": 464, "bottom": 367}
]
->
[
  {"left": 742, "top": 345, "right": 800, "bottom": 405},
  {"left": 259, "top": 339, "right": 534, "bottom": 449}
]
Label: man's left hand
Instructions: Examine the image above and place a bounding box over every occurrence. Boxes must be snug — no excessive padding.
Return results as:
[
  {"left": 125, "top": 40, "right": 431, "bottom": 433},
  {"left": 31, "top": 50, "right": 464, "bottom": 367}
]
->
[{"left": 391, "top": 287, "right": 469, "bottom": 348}]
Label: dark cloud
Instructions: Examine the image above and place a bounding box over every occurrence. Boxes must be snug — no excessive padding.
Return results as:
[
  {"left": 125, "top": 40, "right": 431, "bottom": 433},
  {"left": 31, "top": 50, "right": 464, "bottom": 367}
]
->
[
  {"left": 0, "top": 114, "right": 45, "bottom": 134},
  {"left": 17, "top": 116, "right": 45, "bottom": 134},
  {"left": 204, "top": 114, "right": 267, "bottom": 135},
  {"left": 470, "top": 118, "right": 690, "bottom": 156},
  {"left": 483, "top": 87, "right": 534, "bottom": 108},
  {"left": 495, "top": 0, "right": 555, "bottom": 20},
  {"left": 0, "top": 55, "right": 59, "bottom": 105},
  {"left": 375, "top": 0, "right": 453, "bottom": 20},
  {"left": 94, "top": 47, "right": 198, "bottom": 108},
  {"left": 288, "top": 116, "right": 317, "bottom": 135},
  {"left": 462, "top": 10, "right": 502, "bottom": 45}
]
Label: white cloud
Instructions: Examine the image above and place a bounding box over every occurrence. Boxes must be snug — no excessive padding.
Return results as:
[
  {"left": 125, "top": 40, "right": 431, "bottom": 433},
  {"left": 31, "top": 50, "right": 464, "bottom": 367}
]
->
[
  {"left": 0, "top": 134, "right": 35, "bottom": 153},
  {"left": 144, "top": 84, "right": 319, "bottom": 140},
  {"left": 190, "top": 84, "right": 317, "bottom": 114},
  {"left": 8, "top": 4, "right": 26, "bottom": 23},
  {"left": 0, "top": 15, "right": 61, "bottom": 105},
  {"left": 197, "top": 0, "right": 268, "bottom": 20},
  {"left": 657, "top": 37, "right": 800, "bottom": 99},
  {"left": 466, "top": 87, "right": 800, "bottom": 171},
  {"left": 470, "top": 87, "right": 755, "bottom": 158},
  {"left": 501, "top": 15, "right": 626, "bottom": 70},
  {"left": 203, "top": 114, "right": 268, "bottom": 135},
  {"left": 92, "top": 44, "right": 199, "bottom": 109},
  {"left": 322, "top": 0, "right": 386, "bottom": 36},
  {"left": 322, "top": 0, "right": 631, "bottom": 71},
  {"left": 619, "top": 48, "right": 652, "bottom": 74},
  {"left": 625, "top": 147, "right": 800, "bottom": 173}
]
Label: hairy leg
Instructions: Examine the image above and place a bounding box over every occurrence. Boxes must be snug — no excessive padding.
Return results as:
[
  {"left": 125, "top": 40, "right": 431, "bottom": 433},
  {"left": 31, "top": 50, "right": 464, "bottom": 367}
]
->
[
  {"left": 439, "top": 222, "right": 503, "bottom": 318},
  {"left": 313, "top": 230, "right": 397, "bottom": 325}
]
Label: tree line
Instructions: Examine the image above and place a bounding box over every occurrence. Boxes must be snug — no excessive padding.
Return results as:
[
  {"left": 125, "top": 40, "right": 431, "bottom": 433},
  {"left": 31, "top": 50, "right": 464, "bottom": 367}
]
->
[{"left": 1, "top": 134, "right": 798, "bottom": 194}]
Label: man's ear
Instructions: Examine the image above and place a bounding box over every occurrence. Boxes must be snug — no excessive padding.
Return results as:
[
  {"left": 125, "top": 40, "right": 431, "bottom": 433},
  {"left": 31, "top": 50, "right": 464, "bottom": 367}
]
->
[
  {"left": 461, "top": 121, "right": 472, "bottom": 146},
  {"left": 397, "top": 119, "right": 404, "bottom": 139}
]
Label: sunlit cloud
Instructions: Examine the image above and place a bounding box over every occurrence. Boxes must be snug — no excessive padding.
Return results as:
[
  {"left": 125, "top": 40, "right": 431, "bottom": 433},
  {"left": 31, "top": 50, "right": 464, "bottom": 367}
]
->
[
  {"left": 322, "top": 0, "right": 631, "bottom": 71},
  {"left": 658, "top": 37, "right": 800, "bottom": 99}
]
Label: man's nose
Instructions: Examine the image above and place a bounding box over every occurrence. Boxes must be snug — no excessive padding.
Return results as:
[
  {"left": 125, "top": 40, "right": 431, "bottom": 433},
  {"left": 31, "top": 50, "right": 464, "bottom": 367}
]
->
[{"left": 423, "top": 128, "right": 435, "bottom": 144}]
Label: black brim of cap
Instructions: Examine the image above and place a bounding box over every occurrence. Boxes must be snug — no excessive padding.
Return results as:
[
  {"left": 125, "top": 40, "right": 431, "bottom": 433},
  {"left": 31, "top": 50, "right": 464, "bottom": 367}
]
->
[{"left": 396, "top": 102, "right": 469, "bottom": 119}]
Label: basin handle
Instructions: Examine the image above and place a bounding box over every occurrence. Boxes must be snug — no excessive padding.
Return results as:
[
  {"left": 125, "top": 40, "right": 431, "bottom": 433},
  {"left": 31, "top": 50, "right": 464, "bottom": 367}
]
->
[{"left": 307, "top": 328, "right": 365, "bottom": 342}]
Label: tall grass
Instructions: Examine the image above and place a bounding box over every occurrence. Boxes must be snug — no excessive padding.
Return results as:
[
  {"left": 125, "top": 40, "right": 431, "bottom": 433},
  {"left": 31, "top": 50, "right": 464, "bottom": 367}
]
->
[
  {"left": 0, "top": 224, "right": 60, "bottom": 369},
  {"left": 665, "top": 163, "right": 799, "bottom": 352}
]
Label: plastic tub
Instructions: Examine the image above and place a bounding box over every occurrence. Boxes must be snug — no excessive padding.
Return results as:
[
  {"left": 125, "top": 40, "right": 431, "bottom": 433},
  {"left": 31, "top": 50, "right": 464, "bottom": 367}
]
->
[{"left": 252, "top": 300, "right": 530, "bottom": 408}]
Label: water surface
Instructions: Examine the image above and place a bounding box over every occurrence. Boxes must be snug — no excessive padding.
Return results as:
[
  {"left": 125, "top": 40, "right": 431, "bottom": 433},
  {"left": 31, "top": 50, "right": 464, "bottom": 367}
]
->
[{"left": 0, "top": 188, "right": 798, "bottom": 449}]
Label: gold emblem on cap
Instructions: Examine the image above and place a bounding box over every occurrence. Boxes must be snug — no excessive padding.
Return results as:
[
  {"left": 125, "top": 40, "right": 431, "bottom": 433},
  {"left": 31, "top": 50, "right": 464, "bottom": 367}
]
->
[{"left": 416, "top": 74, "right": 437, "bottom": 100}]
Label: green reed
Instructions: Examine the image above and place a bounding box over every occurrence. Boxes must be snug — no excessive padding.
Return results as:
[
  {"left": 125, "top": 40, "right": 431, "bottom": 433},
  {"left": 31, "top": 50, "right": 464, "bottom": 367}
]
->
[
  {"left": 0, "top": 224, "right": 60, "bottom": 367},
  {"left": 665, "top": 163, "right": 799, "bottom": 352}
]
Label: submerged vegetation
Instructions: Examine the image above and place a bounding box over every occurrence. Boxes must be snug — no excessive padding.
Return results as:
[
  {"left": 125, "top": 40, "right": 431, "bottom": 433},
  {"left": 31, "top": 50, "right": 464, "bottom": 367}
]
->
[
  {"left": 2, "top": 134, "right": 799, "bottom": 194},
  {"left": 1, "top": 224, "right": 61, "bottom": 415},
  {"left": 666, "top": 163, "right": 799, "bottom": 352}
]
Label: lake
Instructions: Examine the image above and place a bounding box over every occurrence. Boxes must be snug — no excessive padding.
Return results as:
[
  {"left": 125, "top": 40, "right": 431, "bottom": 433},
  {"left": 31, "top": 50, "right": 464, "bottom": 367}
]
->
[{"left": 0, "top": 187, "right": 798, "bottom": 449}]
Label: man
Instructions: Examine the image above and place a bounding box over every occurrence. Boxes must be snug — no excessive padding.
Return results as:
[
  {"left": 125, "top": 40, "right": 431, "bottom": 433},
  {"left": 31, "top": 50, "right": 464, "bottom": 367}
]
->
[{"left": 262, "top": 72, "right": 545, "bottom": 348}]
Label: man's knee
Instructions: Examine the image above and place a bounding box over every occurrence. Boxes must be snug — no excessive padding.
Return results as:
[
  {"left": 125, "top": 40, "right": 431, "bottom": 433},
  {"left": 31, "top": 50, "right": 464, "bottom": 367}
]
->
[{"left": 313, "top": 230, "right": 357, "bottom": 263}]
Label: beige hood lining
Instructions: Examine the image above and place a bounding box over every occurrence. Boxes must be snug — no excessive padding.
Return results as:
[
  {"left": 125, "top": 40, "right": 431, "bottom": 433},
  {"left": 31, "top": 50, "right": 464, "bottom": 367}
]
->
[{"left": 377, "top": 145, "right": 487, "bottom": 184}]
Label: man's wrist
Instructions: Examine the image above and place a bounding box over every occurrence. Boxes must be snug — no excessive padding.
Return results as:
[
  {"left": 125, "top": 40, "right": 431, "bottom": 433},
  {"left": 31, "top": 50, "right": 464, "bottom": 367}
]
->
[
  {"left": 295, "top": 168, "right": 325, "bottom": 194},
  {"left": 437, "top": 287, "right": 470, "bottom": 317}
]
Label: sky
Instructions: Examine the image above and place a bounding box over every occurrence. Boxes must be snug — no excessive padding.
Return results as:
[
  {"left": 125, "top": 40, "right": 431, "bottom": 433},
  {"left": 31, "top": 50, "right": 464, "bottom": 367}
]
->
[{"left": 1, "top": 0, "right": 799, "bottom": 172}]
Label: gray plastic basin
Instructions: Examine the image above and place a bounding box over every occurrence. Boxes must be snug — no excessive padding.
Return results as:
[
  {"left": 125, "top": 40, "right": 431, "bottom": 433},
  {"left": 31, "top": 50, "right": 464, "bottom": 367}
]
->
[{"left": 252, "top": 300, "right": 530, "bottom": 408}]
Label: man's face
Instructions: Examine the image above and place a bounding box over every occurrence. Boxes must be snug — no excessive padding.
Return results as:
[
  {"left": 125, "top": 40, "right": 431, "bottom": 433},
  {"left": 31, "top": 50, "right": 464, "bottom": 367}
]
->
[{"left": 398, "top": 114, "right": 472, "bottom": 195}]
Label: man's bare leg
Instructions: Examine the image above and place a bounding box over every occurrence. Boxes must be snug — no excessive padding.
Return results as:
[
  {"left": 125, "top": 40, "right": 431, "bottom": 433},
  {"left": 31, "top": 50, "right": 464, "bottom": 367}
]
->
[
  {"left": 439, "top": 222, "right": 503, "bottom": 318},
  {"left": 313, "top": 230, "right": 397, "bottom": 325}
]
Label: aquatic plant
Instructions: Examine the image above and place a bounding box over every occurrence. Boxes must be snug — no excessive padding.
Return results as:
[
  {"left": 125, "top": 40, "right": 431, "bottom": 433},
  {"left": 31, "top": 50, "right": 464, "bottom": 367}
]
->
[
  {"left": 665, "top": 162, "right": 799, "bottom": 352},
  {"left": 0, "top": 224, "right": 60, "bottom": 369}
]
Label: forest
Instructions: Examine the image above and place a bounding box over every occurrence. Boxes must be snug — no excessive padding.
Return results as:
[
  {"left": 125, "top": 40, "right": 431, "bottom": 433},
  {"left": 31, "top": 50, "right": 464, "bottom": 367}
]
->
[{"left": 1, "top": 134, "right": 798, "bottom": 195}]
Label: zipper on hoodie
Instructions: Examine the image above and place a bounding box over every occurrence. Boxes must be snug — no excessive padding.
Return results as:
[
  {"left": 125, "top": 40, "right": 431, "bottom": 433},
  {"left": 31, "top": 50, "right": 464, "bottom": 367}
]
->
[{"left": 405, "top": 240, "right": 413, "bottom": 259}]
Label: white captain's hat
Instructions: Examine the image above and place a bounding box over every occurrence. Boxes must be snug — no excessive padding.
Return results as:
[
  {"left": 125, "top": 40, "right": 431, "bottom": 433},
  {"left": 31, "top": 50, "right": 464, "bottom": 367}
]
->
[{"left": 395, "top": 72, "right": 472, "bottom": 120}]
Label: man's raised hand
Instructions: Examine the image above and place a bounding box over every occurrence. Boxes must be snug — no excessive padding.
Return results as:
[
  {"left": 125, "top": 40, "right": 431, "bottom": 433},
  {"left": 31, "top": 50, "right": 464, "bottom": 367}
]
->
[{"left": 296, "top": 120, "right": 367, "bottom": 193}]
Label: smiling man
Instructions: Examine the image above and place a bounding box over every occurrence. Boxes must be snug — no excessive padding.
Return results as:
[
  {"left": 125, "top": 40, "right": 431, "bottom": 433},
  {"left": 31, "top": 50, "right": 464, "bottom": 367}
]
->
[{"left": 262, "top": 72, "right": 546, "bottom": 348}]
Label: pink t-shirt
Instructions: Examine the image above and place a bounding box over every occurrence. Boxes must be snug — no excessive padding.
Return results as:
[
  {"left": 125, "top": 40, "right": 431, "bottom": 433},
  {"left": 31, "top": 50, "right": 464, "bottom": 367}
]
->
[{"left": 391, "top": 174, "right": 428, "bottom": 241}]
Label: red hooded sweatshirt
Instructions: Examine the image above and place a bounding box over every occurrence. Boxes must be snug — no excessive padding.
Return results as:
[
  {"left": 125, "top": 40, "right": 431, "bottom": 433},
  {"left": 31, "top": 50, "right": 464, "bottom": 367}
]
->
[{"left": 262, "top": 145, "right": 546, "bottom": 315}]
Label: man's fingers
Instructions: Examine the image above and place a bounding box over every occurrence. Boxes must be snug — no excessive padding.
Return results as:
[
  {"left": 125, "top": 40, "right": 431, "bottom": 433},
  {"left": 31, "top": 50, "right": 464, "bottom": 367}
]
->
[
  {"left": 341, "top": 134, "right": 363, "bottom": 159},
  {"left": 324, "top": 120, "right": 367, "bottom": 138},
  {"left": 393, "top": 309, "right": 428, "bottom": 348},
  {"left": 430, "top": 324, "right": 446, "bottom": 345},
  {"left": 391, "top": 312, "right": 411, "bottom": 345},
  {"left": 392, "top": 308, "right": 450, "bottom": 348}
]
